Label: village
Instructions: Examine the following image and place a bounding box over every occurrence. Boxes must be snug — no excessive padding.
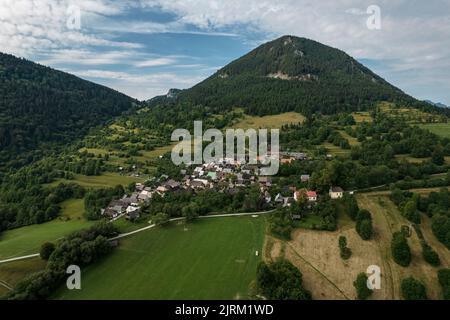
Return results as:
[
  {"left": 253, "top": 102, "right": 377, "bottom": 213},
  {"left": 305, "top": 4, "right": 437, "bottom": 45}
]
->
[{"left": 101, "top": 151, "right": 345, "bottom": 221}]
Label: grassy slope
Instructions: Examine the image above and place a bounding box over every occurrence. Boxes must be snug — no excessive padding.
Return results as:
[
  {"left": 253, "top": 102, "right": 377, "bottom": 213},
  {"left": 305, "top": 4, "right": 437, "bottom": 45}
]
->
[
  {"left": 0, "top": 257, "right": 46, "bottom": 296},
  {"left": 0, "top": 199, "right": 93, "bottom": 259},
  {"left": 232, "top": 112, "right": 305, "bottom": 129},
  {"left": 45, "top": 172, "right": 144, "bottom": 189},
  {"left": 357, "top": 194, "right": 449, "bottom": 299},
  {"left": 56, "top": 216, "right": 266, "bottom": 300},
  {"left": 418, "top": 123, "right": 450, "bottom": 139}
]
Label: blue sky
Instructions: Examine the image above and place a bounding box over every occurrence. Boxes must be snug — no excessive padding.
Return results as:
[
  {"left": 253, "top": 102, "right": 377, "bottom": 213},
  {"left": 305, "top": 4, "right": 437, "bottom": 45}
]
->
[{"left": 1, "top": 0, "right": 450, "bottom": 105}]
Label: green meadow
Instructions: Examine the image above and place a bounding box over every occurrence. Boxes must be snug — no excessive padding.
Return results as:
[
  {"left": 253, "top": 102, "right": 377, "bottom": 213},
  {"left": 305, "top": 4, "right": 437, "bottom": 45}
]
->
[
  {"left": 56, "top": 216, "right": 266, "bottom": 300},
  {"left": 45, "top": 172, "right": 144, "bottom": 189},
  {"left": 0, "top": 199, "right": 93, "bottom": 260},
  {"left": 419, "top": 123, "right": 450, "bottom": 139}
]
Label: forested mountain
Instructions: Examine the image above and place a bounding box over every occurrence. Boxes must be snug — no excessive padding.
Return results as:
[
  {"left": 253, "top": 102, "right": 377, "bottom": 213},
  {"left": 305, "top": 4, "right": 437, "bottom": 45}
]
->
[
  {"left": 0, "top": 53, "right": 137, "bottom": 170},
  {"left": 159, "top": 36, "right": 440, "bottom": 116}
]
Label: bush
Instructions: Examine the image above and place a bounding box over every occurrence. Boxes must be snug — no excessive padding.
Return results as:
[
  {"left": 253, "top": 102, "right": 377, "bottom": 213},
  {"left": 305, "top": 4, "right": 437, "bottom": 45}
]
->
[
  {"left": 353, "top": 273, "right": 373, "bottom": 300},
  {"left": 391, "top": 231, "right": 411, "bottom": 267},
  {"left": 438, "top": 269, "right": 450, "bottom": 300},
  {"left": 268, "top": 209, "right": 294, "bottom": 240},
  {"left": 256, "top": 260, "right": 312, "bottom": 300},
  {"left": 356, "top": 219, "right": 373, "bottom": 240},
  {"left": 39, "top": 242, "right": 56, "bottom": 260},
  {"left": 355, "top": 210, "right": 373, "bottom": 240},
  {"left": 421, "top": 242, "right": 440, "bottom": 267},
  {"left": 342, "top": 194, "right": 359, "bottom": 221},
  {"left": 401, "top": 277, "right": 427, "bottom": 300},
  {"left": 338, "top": 236, "right": 352, "bottom": 260}
]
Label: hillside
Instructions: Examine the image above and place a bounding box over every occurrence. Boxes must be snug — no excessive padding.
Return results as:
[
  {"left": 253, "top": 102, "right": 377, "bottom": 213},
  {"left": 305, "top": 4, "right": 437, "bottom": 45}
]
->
[
  {"left": 0, "top": 53, "right": 136, "bottom": 171},
  {"left": 155, "top": 36, "right": 440, "bottom": 117}
]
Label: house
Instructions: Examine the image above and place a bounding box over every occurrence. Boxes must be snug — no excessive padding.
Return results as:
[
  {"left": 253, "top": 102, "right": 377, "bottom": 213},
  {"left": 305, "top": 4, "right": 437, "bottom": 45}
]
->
[
  {"left": 306, "top": 191, "right": 317, "bottom": 202},
  {"left": 294, "top": 190, "right": 317, "bottom": 202},
  {"left": 102, "top": 200, "right": 126, "bottom": 219},
  {"left": 283, "top": 197, "right": 294, "bottom": 207},
  {"left": 190, "top": 179, "right": 208, "bottom": 189},
  {"left": 207, "top": 172, "right": 218, "bottom": 180},
  {"left": 121, "top": 194, "right": 139, "bottom": 206},
  {"left": 281, "top": 152, "right": 307, "bottom": 160},
  {"left": 291, "top": 212, "right": 302, "bottom": 220},
  {"left": 194, "top": 166, "right": 204, "bottom": 176},
  {"left": 274, "top": 193, "right": 284, "bottom": 203},
  {"left": 300, "top": 174, "right": 310, "bottom": 183},
  {"left": 156, "top": 186, "right": 168, "bottom": 194},
  {"left": 264, "top": 190, "right": 272, "bottom": 203},
  {"left": 280, "top": 157, "right": 295, "bottom": 165},
  {"left": 294, "top": 190, "right": 305, "bottom": 202},
  {"left": 125, "top": 206, "right": 140, "bottom": 220},
  {"left": 258, "top": 176, "right": 272, "bottom": 187},
  {"left": 138, "top": 190, "right": 152, "bottom": 201},
  {"left": 135, "top": 183, "right": 145, "bottom": 192},
  {"left": 329, "top": 187, "right": 344, "bottom": 199},
  {"left": 164, "top": 179, "right": 180, "bottom": 190}
]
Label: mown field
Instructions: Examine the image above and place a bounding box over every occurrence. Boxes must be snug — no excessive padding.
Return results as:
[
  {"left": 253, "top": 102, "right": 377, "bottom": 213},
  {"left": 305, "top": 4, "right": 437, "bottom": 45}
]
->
[
  {"left": 0, "top": 199, "right": 93, "bottom": 260},
  {"left": 45, "top": 172, "right": 144, "bottom": 189},
  {"left": 419, "top": 123, "right": 450, "bottom": 139},
  {"left": 265, "top": 192, "right": 450, "bottom": 300},
  {"left": 233, "top": 112, "right": 305, "bottom": 129},
  {"left": 55, "top": 216, "right": 266, "bottom": 300}
]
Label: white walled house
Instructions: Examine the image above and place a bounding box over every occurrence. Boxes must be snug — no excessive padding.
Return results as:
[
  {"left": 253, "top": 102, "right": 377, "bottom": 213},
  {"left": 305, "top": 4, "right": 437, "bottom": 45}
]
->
[{"left": 329, "top": 187, "right": 344, "bottom": 199}]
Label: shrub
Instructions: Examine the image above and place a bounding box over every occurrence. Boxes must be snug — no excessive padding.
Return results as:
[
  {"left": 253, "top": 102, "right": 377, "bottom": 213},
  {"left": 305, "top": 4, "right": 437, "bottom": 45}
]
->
[
  {"left": 338, "top": 236, "right": 352, "bottom": 260},
  {"left": 401, "top": 277, "right": 428, "bottom": 300},
  {"left": 256, "top": 260, "right": 312, "bottom": 300},
  {"left": 438, "top": 269, "right": 450, "bottom": 300},
  {"left": 39, "top": 242, "right": 55, "bottom": 260},
  {"left": 355, "top": 209, "right": 373, "bottom": 240},
  {"left": 421, "top": 242, "right": 440, "bottom": 267},
  {"left": 391, "top": 231, "right": 411, "bottom": 267},
  {"left": 353, "top": 273, "right": 373, "bottom": 300}
]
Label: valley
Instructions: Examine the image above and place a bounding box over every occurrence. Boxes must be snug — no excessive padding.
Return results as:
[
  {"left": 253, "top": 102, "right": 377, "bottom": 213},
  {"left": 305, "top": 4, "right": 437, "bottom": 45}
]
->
[{"left": 1, "top": 35, "right": 450, "bottom": 301}]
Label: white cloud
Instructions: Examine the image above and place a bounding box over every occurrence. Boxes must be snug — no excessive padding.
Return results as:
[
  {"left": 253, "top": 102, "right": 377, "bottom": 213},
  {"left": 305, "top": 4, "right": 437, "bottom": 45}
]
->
[
  {"left": 0, "top": 0, "right": 141, "bottom": 57},
  {"left": 134, "top": 57, "right": 177, "bottom": 67}
]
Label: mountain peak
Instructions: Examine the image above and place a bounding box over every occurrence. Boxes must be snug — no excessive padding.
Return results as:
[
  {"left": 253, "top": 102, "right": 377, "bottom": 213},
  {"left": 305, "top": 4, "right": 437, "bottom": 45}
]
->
[{"left": 173, "top": 36, "right": 421, "bottom": 116}]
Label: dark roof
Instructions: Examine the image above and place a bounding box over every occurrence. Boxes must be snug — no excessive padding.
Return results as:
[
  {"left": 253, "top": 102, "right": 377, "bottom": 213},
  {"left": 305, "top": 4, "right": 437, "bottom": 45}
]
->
[{"left": 330, "top": 186, "right": 344, "bottom": 193}]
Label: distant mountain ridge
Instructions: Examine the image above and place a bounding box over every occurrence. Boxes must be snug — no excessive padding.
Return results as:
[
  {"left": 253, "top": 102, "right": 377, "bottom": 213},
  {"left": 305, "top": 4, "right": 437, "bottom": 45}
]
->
[
  {"left": 425, "top": 100, "right": 449, "bottom": 109},
  {"left": 0, "top": 52, "right": 136, "bottom": 169}
]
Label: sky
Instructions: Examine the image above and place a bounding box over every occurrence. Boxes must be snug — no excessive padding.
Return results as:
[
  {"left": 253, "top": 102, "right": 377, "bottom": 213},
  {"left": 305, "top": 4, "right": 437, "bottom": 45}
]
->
[{"left": 1, "top": 0, "right": 450, "bottom": 104}]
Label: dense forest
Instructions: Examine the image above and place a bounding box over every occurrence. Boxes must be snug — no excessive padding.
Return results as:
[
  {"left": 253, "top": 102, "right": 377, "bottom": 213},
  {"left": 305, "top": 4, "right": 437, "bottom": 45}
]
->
[{"left": 0, "top": 53, "right": 136, "bottom": 171}]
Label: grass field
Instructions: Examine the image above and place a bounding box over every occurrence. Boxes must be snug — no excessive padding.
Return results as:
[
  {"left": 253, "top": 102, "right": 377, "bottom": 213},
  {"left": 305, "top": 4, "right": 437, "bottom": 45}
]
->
[
  {"left": 267, "top": 192, "right": 450, "bottom": 300},
  {"left": 322, "top": 142, "right": 351, "bottom": 156},
  {"left": 0, "top": 199, "right": 93, "bottom": 259},
  {"left": 419, "top": 123, "right": 450, "bottom": 139},
  {"left": 46, "top": 172, "right": 144, "bottom": 189},
  {"left": 0, "top": 257, "right": 46, "bottom": 297},
  {"left": 351, "top": 112, "right": 372, "bottom": 123},
  {"left": 233, "top": 112, "right": 305, "bottom": 129},
  {"left": 55, "top": 216, "right": 266, "bottom": 300},
  {"left": 338, "top": 130, "right": 360, "bottom": 147}
]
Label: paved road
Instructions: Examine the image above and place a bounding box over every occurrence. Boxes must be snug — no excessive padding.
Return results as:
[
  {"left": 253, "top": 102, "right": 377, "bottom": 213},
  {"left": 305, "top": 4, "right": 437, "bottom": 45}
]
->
[
  {"left": 0, "top": 253, "right": 40, "bottom": 265},
  {"left": 0, "top": 210, "right": 275, "bottom": 264}
]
